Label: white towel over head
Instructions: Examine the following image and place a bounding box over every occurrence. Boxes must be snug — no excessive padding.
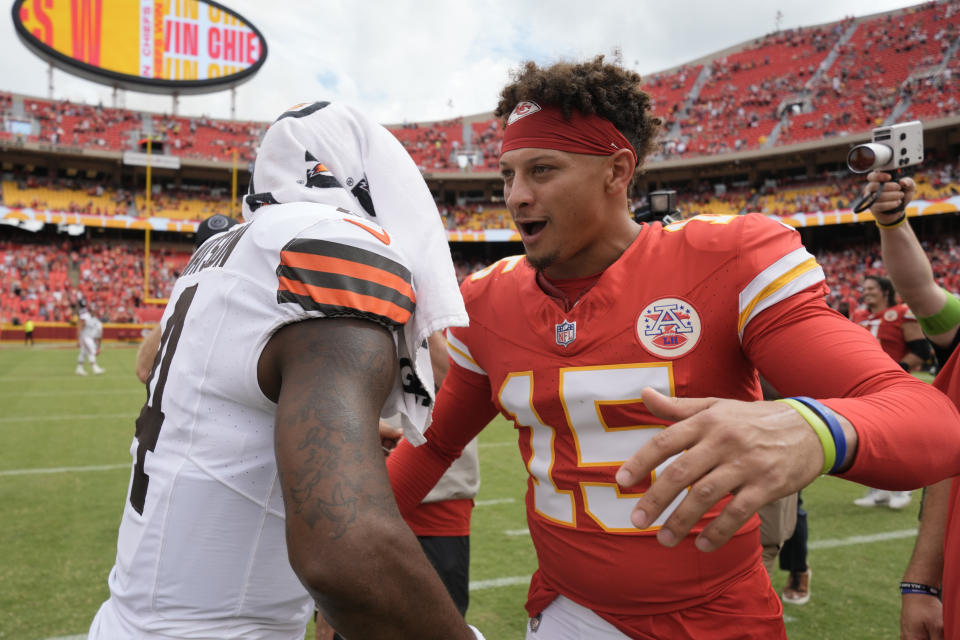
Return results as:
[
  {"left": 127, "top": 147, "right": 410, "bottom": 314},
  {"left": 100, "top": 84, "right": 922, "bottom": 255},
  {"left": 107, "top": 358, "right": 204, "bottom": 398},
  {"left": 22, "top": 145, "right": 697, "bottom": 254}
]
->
[{"left": 243, "top": 101, "right": 468, "bottom": 443}]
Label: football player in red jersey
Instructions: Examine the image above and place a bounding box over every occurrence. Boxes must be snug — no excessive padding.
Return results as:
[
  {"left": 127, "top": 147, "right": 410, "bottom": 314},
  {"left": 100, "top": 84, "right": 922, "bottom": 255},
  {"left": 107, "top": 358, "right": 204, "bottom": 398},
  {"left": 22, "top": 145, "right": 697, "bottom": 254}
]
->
[
  {"left": 863, "top": 170, "right": 960, "bottom": 640},
  {"left": 851, "top": 274, "right": 929, "bottom": 372},
  {"left": 387, "top": 56, "right": 960, "bottom": 639},
  {"left": 851, "top": 273, "right": 930, "bottom": 509}
]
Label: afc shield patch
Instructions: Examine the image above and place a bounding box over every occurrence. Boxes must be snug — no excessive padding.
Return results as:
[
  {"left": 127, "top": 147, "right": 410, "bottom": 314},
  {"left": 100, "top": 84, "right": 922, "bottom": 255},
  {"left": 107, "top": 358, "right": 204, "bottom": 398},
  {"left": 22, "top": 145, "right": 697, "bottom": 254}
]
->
[
  {"left": 556, "top": 320, "right": 576, "bottom": 347},
  {"left": 637, "top": 297, "right": 702, "bottom": 359}
]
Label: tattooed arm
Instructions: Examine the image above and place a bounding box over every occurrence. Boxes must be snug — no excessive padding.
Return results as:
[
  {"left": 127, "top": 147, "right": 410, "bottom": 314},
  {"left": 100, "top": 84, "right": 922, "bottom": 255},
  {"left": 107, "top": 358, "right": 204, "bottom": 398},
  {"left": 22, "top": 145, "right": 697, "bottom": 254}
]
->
[{"left": 258, "top": 317, "right": 475, "bottom": 640}]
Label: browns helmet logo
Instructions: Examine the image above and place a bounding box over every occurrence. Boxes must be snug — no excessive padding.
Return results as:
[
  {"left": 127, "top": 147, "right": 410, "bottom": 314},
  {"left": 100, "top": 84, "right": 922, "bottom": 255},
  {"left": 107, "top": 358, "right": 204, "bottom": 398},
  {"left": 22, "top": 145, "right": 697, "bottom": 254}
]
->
[{"left": 304, "top": 150, "right": 342, "bottom": 189}]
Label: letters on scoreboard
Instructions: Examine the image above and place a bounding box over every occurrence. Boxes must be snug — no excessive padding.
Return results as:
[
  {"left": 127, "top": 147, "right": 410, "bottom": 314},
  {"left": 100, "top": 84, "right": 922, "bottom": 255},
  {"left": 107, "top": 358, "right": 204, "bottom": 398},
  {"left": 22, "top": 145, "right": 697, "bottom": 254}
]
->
[{"left": 12, "top": 0, "right": 267, "bottom": 94}]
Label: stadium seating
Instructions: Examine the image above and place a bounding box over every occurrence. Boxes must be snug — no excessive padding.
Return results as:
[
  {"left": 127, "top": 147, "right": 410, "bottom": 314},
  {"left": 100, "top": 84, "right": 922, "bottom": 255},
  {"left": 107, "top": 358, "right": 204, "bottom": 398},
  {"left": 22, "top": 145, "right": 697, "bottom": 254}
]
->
[{"left": 3, "top": 4, "right": 960, "bottom": 168}]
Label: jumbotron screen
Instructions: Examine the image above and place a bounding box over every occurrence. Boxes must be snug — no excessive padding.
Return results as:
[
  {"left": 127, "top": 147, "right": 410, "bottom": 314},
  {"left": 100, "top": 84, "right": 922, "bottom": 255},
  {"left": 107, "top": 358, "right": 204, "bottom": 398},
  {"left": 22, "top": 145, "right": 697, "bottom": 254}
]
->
[{"left": 12, "top": 0, "right": 267, "bottom": 93}]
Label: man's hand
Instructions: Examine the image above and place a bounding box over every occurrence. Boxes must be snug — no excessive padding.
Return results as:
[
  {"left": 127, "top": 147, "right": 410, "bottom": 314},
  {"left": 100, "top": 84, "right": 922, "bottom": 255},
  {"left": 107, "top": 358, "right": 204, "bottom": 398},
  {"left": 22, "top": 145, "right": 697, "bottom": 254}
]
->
[
  {"left": 379, "top": 420, "right": 403, "bottom": 455},
  {"left": 615, "top": 387, "right": 825, "bottom": 552},
  {"left": 900, "top": 594, "right": 944, "bottom": 640},
  {"left": 865, "top": 171, "right": 917, "bottom": 222}
]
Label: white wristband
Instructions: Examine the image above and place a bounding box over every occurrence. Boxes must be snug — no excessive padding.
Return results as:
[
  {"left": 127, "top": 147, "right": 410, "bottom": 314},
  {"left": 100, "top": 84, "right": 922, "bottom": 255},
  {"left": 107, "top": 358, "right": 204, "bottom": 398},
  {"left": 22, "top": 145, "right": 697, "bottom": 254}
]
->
[{"left": 469, "top": 624, "right": 486, "bottom": 640}]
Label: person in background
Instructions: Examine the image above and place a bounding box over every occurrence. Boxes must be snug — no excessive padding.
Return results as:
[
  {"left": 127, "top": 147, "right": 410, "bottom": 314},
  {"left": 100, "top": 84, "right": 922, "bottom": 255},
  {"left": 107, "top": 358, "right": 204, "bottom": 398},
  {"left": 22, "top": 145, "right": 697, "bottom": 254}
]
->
[
  {"left": 23, "top": 318, "right": 35, "bottom": 346},
  {"left": 75, "top": 300, "right": 104, "bottom": 375},
  {"left": 388, "top": 56, "right": 960, "bottom": 639},
  {"left": 779, "top": 492, "right": 811, "bottom": 606},
  {"left": 851, "top": 274, "right": 930, "bottom": 509},
  {"left": 863, "top": 170, "right": 960, "bottom": 640}
]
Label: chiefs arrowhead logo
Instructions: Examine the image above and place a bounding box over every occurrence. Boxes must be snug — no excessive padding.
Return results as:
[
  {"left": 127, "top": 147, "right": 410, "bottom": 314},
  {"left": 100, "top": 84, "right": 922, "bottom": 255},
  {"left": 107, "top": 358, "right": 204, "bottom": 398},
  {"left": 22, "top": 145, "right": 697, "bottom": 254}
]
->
[{"left": 507, "top": 101, "right": 541, "bottom": 125}]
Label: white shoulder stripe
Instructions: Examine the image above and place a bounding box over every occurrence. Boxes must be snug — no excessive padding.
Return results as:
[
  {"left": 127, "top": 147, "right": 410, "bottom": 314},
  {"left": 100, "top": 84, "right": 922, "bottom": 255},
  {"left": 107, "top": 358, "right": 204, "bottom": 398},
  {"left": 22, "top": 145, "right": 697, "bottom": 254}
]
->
[
  {"left": 738, "top": 247, "right": 824, "bottom": 338},
  {"left": 446, "top": 332, "right": 487, "bottom": 376}
]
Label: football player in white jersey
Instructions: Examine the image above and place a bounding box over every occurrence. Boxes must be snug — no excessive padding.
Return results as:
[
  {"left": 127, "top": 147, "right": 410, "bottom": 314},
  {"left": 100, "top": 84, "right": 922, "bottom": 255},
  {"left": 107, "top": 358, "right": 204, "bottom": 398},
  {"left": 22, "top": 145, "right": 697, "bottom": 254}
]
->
[
  {"left": 75, "top": 300, "right": 104, "bottom": 375},
  {"left": 89, "top": 102, "right": 483, "bottom": 640}
]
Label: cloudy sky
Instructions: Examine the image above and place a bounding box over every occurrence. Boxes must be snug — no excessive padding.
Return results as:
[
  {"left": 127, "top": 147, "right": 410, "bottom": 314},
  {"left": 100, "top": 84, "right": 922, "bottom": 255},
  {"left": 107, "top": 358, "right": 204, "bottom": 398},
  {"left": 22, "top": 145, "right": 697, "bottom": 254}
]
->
[{"left": 2, "top": 0, "right": 922, "bottom": 125}]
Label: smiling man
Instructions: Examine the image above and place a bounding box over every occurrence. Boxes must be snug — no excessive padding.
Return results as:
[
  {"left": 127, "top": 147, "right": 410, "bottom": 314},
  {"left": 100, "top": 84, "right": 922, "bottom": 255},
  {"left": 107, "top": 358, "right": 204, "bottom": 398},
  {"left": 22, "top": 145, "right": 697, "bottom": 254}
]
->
[{"left": 387, "top": 56, "right": 960, "bottom": 639}]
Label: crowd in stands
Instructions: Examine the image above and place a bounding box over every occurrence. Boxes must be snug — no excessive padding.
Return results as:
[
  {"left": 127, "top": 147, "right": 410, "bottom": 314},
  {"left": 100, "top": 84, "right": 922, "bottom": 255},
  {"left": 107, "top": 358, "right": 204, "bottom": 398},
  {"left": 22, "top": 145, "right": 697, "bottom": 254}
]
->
[
  {"left": 820, "top": 234, "right": 960, "bottom": 314},
  {"left": 152, "top": 114, "right": 264, "bottom": 163},
  {"left": 439, "top": 202, "right": 512, "bottom": 231},
  {"left": 392, "top": 118, "right": 468, "bottom": 172},
  {"left": 6, "top": 154, "right": 960, "bottom": 231},
  {"left": 5, "top": 231, "right": 960, "bottom": 330},
  {"left": 3, "top": 3, "right": 960, "bottom": 170},
  {"left": 2, "top": 175, "right": 133, "bottom": 216},
  {"left": 1, "top": 238, "right": 189, "bottom": 325}
]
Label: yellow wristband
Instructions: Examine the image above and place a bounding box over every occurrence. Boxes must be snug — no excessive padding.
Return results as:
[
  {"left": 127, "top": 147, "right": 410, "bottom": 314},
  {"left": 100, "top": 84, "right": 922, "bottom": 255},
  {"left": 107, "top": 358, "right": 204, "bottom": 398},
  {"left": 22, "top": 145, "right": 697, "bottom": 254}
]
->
[
  {"left": 875, "top": 214, "right": 907, "bottom": 229},
  {"left": 776, "top": 398, "right": 836, "bottom": 474}
]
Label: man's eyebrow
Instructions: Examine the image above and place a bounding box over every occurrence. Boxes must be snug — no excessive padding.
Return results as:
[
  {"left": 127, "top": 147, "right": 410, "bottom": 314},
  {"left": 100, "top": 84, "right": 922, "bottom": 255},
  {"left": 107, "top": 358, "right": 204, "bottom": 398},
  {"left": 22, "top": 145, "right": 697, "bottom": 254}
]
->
[{"left": 499, "top": 153, "right": 559, "bottom": 168}]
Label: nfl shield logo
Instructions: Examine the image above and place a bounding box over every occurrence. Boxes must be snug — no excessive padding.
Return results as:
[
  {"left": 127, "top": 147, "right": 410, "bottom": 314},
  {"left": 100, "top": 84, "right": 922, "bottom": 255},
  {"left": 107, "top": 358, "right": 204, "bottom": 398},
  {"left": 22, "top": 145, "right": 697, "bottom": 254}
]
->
[{"left": 556, "top": 320, "right": 576, "bottom": 347}]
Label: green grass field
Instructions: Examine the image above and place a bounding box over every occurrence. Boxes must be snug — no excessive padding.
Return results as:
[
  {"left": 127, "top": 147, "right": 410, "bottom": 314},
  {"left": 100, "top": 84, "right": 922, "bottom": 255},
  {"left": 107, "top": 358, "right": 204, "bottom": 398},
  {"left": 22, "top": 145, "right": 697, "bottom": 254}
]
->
[{"left": 0, "top": 344, "right": 924, "bottom": 639}]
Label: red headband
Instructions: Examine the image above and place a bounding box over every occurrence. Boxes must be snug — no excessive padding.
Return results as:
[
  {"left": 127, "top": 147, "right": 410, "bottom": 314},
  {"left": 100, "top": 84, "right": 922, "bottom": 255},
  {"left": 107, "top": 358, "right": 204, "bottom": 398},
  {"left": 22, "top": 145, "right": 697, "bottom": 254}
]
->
[{"left": 500, "top": 101, "right": 637, "bottom": 169}]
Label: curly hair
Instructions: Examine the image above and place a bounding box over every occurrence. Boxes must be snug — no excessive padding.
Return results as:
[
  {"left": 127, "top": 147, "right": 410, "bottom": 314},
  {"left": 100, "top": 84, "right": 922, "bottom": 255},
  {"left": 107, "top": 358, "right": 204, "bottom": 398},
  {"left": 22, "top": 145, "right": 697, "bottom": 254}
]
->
[{"left": 494, "top": 55, "right": 661, "bottom": 174}]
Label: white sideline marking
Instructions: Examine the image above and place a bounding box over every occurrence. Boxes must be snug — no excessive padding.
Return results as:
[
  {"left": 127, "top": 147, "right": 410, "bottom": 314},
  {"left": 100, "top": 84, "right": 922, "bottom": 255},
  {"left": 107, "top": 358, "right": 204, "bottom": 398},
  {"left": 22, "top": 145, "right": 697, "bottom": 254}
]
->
[
  {"left": 475, "top": 498, "right": 516, "bottom": 507},
  {"left": 504, "top": 528, "right": 531, "bottom": 536},
  {"left": 0, "top": 463, "right": 128, "bottom": 477},
  {"left": 469, "top": 575, "right": 530, "bottom": 591},
  {"left": 478, "top": 441, "right": 513, "bottom": 449},
  {"left": 0, "top": 413, "right": 132, "bottom": 423},
  {"left": 0, "top": 389, "right": 142, "bottom": 397},
  {"left": 808, "top": 528, "right": 917, "bottom": 549},
  {"left": 41, "top": 636, "right": 86, "bottom": 640}
]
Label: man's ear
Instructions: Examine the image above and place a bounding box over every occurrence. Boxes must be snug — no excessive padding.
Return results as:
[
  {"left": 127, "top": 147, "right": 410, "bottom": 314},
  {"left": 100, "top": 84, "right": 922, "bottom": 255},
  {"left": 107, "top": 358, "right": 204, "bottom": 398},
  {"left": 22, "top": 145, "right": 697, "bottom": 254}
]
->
[{"left": 606, "top": 148, "right": 636, "bottom": 195}]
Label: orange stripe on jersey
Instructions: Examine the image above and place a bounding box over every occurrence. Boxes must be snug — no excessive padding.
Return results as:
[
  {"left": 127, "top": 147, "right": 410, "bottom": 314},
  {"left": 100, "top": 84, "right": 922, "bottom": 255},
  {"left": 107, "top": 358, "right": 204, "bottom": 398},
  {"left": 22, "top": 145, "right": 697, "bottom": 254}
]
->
[
  {"left": 280, "top": 250, "right": 415, "bottom": 303},
  {"left": 278, "top": 275, "right": 413, "bottom": 325}
]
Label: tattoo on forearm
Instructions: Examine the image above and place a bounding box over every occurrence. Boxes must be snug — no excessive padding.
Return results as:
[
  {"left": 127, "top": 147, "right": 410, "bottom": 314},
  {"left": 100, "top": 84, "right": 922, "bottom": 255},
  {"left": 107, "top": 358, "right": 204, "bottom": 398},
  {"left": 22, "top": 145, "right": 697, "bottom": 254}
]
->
[{"left": 278, "top": 322, "right": 399, "bottom": 538}]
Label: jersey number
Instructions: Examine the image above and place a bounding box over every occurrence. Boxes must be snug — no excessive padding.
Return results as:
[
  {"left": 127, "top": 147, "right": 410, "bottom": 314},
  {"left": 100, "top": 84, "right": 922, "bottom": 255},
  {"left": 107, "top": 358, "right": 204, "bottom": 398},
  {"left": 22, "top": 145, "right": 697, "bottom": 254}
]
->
[
  {"left": 129, "top": 284, "right": 198, "bottom": 514},
  {"left": 499, "top": 364, "right": 686, "bottom": 532}
]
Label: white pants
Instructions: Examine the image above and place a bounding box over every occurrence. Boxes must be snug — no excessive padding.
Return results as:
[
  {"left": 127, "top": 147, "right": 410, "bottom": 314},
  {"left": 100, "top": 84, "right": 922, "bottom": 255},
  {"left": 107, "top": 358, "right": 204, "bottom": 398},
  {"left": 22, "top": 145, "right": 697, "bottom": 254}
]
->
[
  {"left": 78, "top": 334, "right": 98, "bottom": 364},
  {"left": 526, "top": 595, "right": 629, "bottom": 640}
]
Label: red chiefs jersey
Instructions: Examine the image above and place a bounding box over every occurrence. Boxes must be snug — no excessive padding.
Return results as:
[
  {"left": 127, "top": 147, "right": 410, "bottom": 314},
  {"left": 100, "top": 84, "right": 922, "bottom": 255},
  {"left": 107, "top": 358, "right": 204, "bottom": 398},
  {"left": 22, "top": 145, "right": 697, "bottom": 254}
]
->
[
  {"left": 389, "top": 213, "right": 960, "bottom": 634},
  {"left": 851, "top": 303, "right": 916, "bottom": 362},
  {"left": 445, "top": 214, "right": 825, "bottom": 621}
]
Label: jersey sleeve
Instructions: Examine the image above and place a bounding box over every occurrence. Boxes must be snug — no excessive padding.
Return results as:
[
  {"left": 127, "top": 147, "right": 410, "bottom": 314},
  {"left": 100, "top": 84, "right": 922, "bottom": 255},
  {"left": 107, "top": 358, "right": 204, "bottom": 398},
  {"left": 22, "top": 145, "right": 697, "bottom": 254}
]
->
[
  {"left": 743, "top": 286, "right": 960, "bottom": 489},
  {"left": 734, "top": 214, "right": 827, "bottom": 339},
  {"left": 388, "top": 349, "right": 497, "bottom": 515},
  {"left": 275, "top": 220, "right": 416, "bottom": 329}
]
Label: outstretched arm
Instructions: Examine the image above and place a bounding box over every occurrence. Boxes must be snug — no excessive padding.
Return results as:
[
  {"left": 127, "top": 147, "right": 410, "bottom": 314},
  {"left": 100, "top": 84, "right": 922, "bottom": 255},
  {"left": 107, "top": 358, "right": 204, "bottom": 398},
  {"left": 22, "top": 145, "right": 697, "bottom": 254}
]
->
[
  {"left": 866, "top": 171, "right": 957, "bottom": 348},
  {"left": 616, "top": 289, "right": 960, "bottom": 552},
  {"left": 260, "top": 317, "right": 475, "bottom": 640}
]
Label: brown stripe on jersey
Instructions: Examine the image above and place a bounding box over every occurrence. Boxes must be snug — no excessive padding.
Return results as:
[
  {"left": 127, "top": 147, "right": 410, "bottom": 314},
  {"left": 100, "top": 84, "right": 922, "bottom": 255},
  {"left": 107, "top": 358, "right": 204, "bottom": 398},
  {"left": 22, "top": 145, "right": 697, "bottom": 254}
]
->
[
  {"left": 280, "top": 251, "right": 414, "bottom": 302},
  {"left": 277, "top": 277, "right": 413, "bottom": 326},
  {"left": 276, "top": 264, "right": 415, "bottom": 313},
  {"left": 277, "top": 238, "right": 415, "bottom": 325},
  {"left": 282, "top": 238, "right": 412, "bottom": 282}
]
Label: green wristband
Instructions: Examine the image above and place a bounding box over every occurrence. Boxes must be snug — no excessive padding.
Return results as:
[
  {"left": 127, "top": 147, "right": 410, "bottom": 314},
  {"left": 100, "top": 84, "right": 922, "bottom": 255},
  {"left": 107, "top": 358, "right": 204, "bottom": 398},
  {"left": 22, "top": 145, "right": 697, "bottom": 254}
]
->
[
  {"left": 918, "top": 290, "right": 960, "bottom": 336},
  {"left": 777, "top": 398, "right": 836, "bottom": 475}
]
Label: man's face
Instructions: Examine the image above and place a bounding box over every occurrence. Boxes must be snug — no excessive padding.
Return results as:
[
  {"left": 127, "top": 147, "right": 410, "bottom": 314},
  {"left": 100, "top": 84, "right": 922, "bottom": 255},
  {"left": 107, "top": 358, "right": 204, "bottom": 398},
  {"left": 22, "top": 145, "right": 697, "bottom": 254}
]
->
[
  {"left": 499, "top": 148, "right": 613, "bottom": 278},
  {"left": 862, "top": 279, "right": 883, "bottom": 308}
]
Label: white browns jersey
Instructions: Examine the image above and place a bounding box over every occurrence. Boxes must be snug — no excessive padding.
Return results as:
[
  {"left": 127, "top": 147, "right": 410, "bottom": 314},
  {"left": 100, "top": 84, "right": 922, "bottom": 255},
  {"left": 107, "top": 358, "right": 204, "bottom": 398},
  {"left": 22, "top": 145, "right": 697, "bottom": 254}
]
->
[{"left": 91, "top": 202, "right": 418, "bottom": 639}]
